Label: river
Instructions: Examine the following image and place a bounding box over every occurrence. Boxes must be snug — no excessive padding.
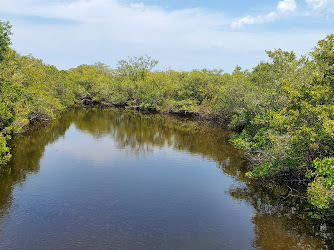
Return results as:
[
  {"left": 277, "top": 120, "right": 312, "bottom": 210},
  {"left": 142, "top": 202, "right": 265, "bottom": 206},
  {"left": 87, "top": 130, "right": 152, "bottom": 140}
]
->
[{"left": 0, "top": 108, "right": 332, "bottom": 249}]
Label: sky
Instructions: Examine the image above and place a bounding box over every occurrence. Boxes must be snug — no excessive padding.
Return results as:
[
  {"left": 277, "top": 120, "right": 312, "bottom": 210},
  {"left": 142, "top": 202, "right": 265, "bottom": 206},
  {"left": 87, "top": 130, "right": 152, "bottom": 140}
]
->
[{"left": 0, "top": 0, "right": 333, "bottom": 72}]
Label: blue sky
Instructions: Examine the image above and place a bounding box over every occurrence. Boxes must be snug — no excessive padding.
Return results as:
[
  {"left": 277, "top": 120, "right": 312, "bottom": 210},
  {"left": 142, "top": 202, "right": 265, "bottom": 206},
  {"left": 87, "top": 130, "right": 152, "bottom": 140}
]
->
[{"left": 0, "top": 0, "right": 333, "bottom": 72}]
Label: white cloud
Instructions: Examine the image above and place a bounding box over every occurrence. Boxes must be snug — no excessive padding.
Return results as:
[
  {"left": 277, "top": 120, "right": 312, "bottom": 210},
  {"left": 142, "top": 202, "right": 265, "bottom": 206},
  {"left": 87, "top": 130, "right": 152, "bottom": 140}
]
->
[
  {"left": 278, "top": 0, "right": 297, "bottom": 12},
  {"left": 306, "top": 0, "right": 334, "bottom": 14},
  {"left": 2, "top": 0, "right": 229, "bottom": 66},
  {"left": 232, "top": 12, "right": 277, "bottom": 28},
  {"left": 306, "top": 0, "right": 329, "bottom": 9},
  {"left": 232, "top": 0, "right": 297, "bottom": 28}
]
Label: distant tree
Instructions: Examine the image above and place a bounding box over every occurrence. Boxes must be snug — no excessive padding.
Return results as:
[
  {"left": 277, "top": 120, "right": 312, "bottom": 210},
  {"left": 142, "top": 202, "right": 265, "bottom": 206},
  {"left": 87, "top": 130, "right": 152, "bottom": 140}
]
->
[
  {"left": 117, "top": 55, "right": 159, "bottom": 80},
  {"left": 311, "top": 34, "right": 334, "bottom": 86},
  {"left": 0, "top": 20, "right": 12, "bottom": 61}
]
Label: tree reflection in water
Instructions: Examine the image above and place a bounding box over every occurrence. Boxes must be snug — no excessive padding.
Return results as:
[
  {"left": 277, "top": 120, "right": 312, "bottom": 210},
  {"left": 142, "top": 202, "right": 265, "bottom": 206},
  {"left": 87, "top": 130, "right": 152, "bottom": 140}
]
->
[{"left": 0, "top": 107, "right": 333, "bottom": 248}]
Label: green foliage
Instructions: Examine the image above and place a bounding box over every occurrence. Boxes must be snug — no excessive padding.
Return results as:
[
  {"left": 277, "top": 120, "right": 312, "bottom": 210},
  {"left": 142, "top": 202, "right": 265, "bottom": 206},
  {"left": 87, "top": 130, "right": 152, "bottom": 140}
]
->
[
  {"left": 117, "top": 55, "right": 158, "bottom": 81},
  {"left": 306, "top": 157, "right": 334, "bottom": 219},
  {"left": 311, "top": 34, "right": 334, "bottom": 87},
  {"left": 0, "top": 21, "right": 78, "bottom": 165},
  {"left": 228, "top": 34, "right": 334, "bottom": 219},
  {"left": 0, "top": 20, "right": 12, "bottom": 62}
]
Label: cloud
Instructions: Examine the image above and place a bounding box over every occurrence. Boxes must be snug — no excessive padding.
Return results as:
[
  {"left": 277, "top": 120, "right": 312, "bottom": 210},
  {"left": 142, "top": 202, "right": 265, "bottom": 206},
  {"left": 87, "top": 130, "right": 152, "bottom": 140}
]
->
[
  {"left": 306, "top": 0, "right": 329, "bottom": 9},
  {"left": 232, "top": 12, "right": 278, "bottom": 28},
  {"left": 306, "top": 0, "right": 334, "bottom": 14},
  {"left": 278, "top": 0, "right": 297, "bottom": 12},
  {"left": 1, "top": 0, "right": 229, "bottom": 46},
  {"left": 232, "top": 0, "right": 297, "bottom": 28}
]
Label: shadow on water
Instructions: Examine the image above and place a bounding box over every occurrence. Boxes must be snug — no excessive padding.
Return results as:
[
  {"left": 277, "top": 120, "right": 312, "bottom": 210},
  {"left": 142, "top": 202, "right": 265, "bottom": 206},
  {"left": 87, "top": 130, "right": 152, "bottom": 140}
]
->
[{"left": 0, "top": 107, "right": 333, "bottom": 248}]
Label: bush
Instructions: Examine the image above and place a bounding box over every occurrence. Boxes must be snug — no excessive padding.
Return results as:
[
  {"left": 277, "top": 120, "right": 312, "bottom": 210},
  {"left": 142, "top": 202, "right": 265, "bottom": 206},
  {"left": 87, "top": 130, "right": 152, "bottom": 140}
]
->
[{"left": 307, "top": 157, "right": 334, "bottom": 219}]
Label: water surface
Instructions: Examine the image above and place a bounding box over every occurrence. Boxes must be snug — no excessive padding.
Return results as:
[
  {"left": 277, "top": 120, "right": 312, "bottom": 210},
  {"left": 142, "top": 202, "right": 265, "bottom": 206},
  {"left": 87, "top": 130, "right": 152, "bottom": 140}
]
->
[{"left": 0, "top": 108, "right": 333, "bottom": 249}]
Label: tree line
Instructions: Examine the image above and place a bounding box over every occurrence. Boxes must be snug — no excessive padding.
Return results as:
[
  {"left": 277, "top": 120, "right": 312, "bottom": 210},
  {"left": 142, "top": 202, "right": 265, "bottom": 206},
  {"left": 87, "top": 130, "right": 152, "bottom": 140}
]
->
[{"left": 1, "top": 20, "right": 334, "bottom": 219}]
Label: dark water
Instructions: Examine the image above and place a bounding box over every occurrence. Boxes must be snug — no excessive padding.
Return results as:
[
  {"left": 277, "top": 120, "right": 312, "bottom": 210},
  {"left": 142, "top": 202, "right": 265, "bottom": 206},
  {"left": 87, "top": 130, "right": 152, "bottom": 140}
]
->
[{"left": 0, "top": 108, "right": 333, "bottom": 249}]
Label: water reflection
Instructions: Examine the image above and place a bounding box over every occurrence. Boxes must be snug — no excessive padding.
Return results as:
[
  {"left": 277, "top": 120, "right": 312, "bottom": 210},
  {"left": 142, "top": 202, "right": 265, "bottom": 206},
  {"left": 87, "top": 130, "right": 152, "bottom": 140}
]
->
[
  {"left": 0, "top": 107, "right": 333, "bottom": 248},
  {"left": 0, "top": 111, "right": 73, "bottom": 219}
]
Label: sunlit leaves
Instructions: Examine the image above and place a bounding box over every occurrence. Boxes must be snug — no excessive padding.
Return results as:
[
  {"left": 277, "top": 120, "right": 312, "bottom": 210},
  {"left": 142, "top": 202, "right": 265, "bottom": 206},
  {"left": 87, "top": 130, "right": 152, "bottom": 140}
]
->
[{"left": 307, "top": 158, "right": 334, "bottom": 219}]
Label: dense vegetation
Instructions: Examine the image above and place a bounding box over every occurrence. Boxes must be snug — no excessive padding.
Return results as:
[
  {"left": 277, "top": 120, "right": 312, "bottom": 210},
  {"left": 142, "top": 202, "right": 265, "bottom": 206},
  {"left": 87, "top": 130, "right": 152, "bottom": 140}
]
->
[{"left": 1, "top": 20, "right": 334, "bottom": 219}]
